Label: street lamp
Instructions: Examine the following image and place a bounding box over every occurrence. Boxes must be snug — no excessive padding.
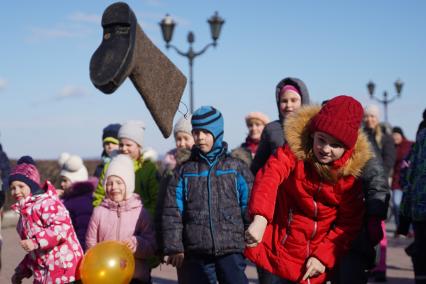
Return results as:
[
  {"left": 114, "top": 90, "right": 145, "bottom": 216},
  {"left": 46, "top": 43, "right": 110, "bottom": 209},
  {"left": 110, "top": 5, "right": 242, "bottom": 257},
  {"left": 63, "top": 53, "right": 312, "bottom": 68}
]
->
[
  {"left": 366, "top": 79, "right": 404, "bottom": 122},
  {"left": 159, "top": 12, "right": 225, "bottom": 113}
]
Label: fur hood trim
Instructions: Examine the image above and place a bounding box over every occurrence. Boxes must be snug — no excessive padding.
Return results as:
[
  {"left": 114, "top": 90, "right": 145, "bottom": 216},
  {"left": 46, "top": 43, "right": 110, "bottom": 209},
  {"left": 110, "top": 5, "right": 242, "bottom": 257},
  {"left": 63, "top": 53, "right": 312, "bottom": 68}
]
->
[{"left": 284, "top": 105, "right": 372, "bottom": 178}]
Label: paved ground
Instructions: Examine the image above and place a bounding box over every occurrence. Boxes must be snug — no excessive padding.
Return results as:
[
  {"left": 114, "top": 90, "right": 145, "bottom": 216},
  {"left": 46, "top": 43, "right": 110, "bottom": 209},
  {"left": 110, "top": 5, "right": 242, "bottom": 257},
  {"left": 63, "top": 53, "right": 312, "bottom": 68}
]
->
[{"left": 0, "top": 211, "right": 414, "bottom": 283}]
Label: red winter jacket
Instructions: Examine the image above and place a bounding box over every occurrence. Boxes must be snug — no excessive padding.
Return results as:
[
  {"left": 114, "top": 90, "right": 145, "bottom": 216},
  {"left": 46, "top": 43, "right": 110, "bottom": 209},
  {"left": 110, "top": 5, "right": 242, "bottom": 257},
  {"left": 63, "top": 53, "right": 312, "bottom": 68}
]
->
[{"left": 244, "top": 106, "right": 372, "bottom": 284}]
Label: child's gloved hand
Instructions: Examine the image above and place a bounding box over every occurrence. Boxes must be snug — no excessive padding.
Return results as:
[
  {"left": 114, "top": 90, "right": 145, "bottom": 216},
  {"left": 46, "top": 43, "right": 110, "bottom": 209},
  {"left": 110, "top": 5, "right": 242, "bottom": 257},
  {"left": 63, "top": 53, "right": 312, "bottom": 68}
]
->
[
  {"left": 245, "top": 215, "right": 268, "bottom": 247},
  {"left": 20, "top": 239, "right": 37, "bottom": 252},
  {"left": 122, "top": 237, "right": 137, "bottom": 253},
  {"left": 165, "top": 253, "right": 184, "bottom": 268},
  {"left": 367, "top": 216, "right": 383, "bottom": 246},
  {"left": 11, "top": 273, "right": 23, "bottom": 284},
  {"left": 302, "top": 257, "right": 325, "bottom": 280}
]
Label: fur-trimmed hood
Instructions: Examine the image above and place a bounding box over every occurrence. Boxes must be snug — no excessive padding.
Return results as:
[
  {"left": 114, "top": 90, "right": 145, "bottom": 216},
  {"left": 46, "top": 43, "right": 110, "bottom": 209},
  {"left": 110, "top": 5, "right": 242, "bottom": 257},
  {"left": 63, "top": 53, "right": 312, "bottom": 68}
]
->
[{"left": 284, "top": 105, "right": 372, "bottom": 179}]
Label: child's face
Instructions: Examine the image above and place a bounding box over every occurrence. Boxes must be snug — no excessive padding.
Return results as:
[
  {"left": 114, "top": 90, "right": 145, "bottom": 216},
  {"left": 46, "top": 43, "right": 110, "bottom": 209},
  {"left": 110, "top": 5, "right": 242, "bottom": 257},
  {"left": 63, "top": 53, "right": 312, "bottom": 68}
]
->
[
  {"left": 175, "top": 131, "right": 195, "bottom": 150},
  {"left": 312, "top": 131, "right": 346, "bottom": 164},
  {"left": 10, "top": 180, "right": 31, "bottom": 201},
  {"left": 192, "top": 129, "right": 214, "bottom": 153},
  {"left": 104, "top": 141, "right": 119, "bottom": 156},
  {"left": 247, "top": 119, "right": 265, "bottom": 141},
  {"left": 119, "top": 138, "right": 141, "bottom": 160},
  {"left": 60, "top": 176, "right": 72, "bottom": 191},
  {"left": 105, "top": 175, "right": 126, "bottom": 202},
  {"left": 392, "top": 132, "right": 403, "bottom": 145},
  {"left": 279, "top": 91, "right": 302, "bottom": 118}
]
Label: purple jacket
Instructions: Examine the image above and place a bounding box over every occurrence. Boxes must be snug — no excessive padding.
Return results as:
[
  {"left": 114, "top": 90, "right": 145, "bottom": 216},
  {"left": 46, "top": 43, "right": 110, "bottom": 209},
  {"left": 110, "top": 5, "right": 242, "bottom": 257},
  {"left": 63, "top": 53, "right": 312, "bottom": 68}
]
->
[
  {"left": 62, "top": 177, "right": 97, "bottom": 251},
  {"left": 86, "top": 194, "right": 156, "bottom": 282}
]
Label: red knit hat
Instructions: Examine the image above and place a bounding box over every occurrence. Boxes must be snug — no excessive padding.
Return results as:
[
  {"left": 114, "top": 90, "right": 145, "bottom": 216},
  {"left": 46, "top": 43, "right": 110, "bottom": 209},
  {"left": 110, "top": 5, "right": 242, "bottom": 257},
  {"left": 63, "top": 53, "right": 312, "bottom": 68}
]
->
[{"left": 310, "top": 95, "right": 363, "bottom": 149}]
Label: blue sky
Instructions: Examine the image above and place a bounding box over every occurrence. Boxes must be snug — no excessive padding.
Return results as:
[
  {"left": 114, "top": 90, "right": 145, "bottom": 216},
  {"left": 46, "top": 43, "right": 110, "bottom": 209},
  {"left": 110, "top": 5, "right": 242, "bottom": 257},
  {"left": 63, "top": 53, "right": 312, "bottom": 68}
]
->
[{"left": 0, "top": 0, "right": 425, "bottom": 159}]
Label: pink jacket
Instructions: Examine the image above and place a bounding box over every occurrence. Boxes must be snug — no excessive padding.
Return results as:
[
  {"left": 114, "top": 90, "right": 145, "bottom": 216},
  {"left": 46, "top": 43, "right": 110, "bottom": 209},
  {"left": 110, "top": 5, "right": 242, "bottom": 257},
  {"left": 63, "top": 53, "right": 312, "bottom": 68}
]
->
[
  {"left": 86, "top": 194, "right": 156, "bottom": 282},
  {"left": 11, "top": 181, "right": 83, "bottom": 284}
]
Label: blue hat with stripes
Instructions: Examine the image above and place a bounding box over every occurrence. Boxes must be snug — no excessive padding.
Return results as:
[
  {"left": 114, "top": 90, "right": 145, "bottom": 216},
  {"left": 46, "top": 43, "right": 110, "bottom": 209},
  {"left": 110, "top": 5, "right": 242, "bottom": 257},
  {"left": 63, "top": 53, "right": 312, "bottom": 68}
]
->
[{"left": 192, "top": 106, "right": 224, "bottom": 144}]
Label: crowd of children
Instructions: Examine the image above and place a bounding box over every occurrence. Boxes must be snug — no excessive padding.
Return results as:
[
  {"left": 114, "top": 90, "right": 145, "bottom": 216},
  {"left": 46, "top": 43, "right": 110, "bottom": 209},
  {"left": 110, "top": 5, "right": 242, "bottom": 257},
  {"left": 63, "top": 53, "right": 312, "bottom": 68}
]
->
[{"left": 4, "top": 76, "right": 426, "bottom": 284}]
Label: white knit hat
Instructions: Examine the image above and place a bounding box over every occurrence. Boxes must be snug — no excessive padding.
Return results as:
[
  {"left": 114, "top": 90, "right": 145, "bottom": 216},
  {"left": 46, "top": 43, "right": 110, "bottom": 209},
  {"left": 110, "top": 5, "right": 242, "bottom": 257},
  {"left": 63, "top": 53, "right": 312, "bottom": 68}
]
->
[
  {"left": 364, "top": 104, "right": 380, "bottom": 118},
  {"left": 118, "top": 120, "right": 146, "bottom": 147},
  {"left": 173, "top": 115, "right": 192, "bottom": 136},
  {"left": 104, "top": 154, "right": 135, "bottom": 199},
  {"left": 58, "top": 153, "right": 89, "bottom": 184}
]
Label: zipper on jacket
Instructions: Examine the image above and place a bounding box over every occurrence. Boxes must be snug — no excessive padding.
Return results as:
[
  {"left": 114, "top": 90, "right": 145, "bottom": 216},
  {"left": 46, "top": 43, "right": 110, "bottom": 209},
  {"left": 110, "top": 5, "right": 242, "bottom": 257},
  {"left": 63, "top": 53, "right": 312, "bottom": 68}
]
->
[
  {"left": 282, "top": 208, "right": 293, "bottom": 245},
  {"left": 307, "top": 183, "right": 322, "bottom": 257},
  {"left": 207, "top": 161, "right": 219, "bottom": 254},
  {"left": 117, "top": 203, "right": 121, "bottom": 241}
]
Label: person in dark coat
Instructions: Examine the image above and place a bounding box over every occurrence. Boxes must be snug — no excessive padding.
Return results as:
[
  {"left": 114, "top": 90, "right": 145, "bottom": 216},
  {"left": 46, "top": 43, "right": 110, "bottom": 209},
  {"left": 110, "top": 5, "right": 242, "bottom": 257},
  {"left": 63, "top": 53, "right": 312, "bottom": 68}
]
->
[
  {"left": 250, "top": 77, "right": 310, "bottom": 176},
  {"left": 391, "top": 126, "right": 414, "bottom": 228},
  {"left": 363, "top": 104, "right": 396, "bottom": 282},
  {"left": 58, "top": 153, "right": 95, "bottom": 251},
  {"left": 0, "top": 142, "right": 10, "bottom": 270},
  {"left": 398, "top": 109, "right": 426, "bottom": 284}
]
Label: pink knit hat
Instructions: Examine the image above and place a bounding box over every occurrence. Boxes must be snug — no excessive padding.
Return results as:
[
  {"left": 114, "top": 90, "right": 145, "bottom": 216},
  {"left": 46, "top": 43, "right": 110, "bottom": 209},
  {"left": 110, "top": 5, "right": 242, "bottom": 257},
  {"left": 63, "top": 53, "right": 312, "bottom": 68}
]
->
[
  {"left": 245, "top": 112, "right": 270, "bottom": 126},
  {"left": 9, "top": 156, "right": 41, "bottom": 194},
  {"left": 279, "top": 85, "right": 300, "bottom": 97}
]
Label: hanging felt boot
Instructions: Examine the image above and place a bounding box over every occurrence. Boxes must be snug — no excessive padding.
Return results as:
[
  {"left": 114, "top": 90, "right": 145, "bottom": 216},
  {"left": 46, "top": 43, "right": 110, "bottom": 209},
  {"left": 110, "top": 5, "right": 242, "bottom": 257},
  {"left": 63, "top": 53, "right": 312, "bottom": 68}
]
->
[{"left": 90, "top": 2, "right": 187, "bottom": 138}]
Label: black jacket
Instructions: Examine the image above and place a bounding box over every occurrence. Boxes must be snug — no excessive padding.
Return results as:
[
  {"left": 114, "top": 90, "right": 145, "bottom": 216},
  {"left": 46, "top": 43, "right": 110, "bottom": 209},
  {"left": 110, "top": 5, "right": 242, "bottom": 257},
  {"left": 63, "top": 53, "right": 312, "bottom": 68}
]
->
[{"left": 161, "top": 144, "right": 253, "bottom": 256}]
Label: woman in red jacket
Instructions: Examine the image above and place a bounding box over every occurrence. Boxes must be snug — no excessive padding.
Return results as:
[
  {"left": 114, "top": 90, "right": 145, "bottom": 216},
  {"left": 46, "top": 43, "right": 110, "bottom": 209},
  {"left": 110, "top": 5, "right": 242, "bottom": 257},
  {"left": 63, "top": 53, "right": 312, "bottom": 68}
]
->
[{"left": 245, "top": 95, "right": 372, "bottom": 284}]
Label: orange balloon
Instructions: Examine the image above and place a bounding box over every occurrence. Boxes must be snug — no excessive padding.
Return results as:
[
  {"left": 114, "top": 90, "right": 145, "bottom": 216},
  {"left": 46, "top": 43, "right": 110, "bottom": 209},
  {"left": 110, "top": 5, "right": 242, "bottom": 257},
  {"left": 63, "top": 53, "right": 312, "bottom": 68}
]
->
[{"left": 80, "top": 240, "right": 135, "bottom": 284}]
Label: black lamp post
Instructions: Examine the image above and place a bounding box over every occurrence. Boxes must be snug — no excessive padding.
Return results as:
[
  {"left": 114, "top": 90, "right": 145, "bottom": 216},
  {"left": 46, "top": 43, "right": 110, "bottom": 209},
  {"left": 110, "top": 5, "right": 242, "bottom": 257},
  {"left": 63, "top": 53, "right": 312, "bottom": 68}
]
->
[
  {"left": 160, "top": 12, "right": 225, "bottom": 113},
  {"left": 366, "top": 79, "right": 404, "bottom": 122}
]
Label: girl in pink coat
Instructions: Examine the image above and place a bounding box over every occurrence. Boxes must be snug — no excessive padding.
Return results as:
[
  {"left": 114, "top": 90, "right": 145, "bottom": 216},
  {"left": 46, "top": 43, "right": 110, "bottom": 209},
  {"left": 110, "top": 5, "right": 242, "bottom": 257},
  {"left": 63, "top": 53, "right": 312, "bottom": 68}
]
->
[
  {"left": 86, "top": 154, "right": 156, "bottom": 284},
  {"left": 9, "top": 156, "right": 83, "bottom": 284}
]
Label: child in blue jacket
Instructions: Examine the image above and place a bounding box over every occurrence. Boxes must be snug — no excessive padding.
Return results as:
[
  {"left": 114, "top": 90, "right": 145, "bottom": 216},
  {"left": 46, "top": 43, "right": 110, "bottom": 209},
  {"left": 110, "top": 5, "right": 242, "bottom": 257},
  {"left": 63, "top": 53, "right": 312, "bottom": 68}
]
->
[{"left": 161, "top": 106, "right": 253, "bottom": 284}]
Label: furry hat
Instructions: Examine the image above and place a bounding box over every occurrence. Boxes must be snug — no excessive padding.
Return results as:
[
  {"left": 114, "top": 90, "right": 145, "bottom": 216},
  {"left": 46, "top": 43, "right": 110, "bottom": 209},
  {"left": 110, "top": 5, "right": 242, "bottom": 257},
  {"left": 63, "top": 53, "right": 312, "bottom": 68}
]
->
[
  {"left": 58, "top": 153, "right": 89, "bottom": 184},
  {"left": 104, "top": 154, "right": 135, "bottom": 199},
  {"left": 9, "top": 156, "right": 41, "bottom": 194},
  {"left": 118, "top": 120, "right": 146, "bottom": 147},
  {"left": 174, "top": 115, "right": 192, "bottom": 136},
  {"left": 364, "top": 104, "right": 380, "bottom": 119},
  {"left": 310, "top": 95, "right": 364, "bottom": 149},
  {"left": 245, "top": 112, "right": 270, "bottom": 126}
]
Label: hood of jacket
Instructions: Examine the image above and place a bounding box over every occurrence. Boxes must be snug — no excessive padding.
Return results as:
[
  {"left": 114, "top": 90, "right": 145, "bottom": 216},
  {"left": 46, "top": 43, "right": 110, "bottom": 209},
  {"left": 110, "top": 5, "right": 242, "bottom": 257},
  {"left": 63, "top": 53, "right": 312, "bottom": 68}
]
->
[
  {"left": 275, "top": 77, "right": 310, "bottom": 120},
  {"left": 11, "top": 180, "right": 58, "bottom": 213},
  {"left": 63, "top": 177, "right": 98, "bottom": 199},
  {"left": 284, "top": 105, "right": 372, "bottom": 181},
  {"left": 99, "top": 193, "right": 143, "bottom": 211}
]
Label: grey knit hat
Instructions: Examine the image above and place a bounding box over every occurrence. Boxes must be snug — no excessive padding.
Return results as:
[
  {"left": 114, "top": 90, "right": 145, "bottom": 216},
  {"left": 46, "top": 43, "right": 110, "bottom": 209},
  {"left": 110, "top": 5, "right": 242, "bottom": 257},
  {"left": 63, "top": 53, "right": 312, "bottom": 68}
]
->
[
  {"left": 118, "top": 120, "right": 146, "bottom": 147},
  {"left": 173, "top": 115, "right": 192, "bottom": 136}
]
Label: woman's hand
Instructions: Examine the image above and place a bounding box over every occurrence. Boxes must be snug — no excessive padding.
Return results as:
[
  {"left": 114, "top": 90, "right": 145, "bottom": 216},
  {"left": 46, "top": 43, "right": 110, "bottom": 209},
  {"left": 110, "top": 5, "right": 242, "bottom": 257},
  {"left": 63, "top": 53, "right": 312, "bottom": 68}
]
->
[
  {"left": 302, "top": 257, "right": 325, "bottom": 280},
  {"left": 165, "top": 253, "right": 185, "bottom": 268},
  {"left": 245, "top": 215, "right": 268, "bottom": 247}
]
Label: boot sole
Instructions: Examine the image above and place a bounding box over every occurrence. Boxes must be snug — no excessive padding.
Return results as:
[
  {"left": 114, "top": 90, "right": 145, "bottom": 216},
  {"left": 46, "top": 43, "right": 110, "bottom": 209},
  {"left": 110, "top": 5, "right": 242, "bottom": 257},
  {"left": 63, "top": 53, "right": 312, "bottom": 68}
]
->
[{"left": 90, "top": 2, "right": 136, "bottom": 93}]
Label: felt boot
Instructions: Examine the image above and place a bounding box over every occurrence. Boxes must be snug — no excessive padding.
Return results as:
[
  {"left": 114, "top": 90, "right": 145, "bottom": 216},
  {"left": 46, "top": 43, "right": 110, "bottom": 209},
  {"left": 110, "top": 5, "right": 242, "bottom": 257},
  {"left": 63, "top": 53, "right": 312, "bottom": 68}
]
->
[{"left": 90, "top": 2, "right": 187, "bottom": 138}]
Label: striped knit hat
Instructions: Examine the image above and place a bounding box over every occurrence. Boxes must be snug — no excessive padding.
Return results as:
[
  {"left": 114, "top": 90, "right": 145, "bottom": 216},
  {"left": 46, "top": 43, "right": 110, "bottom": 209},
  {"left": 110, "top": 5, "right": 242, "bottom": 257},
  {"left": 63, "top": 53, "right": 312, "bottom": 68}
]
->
[{"left": 192, "top": 106, "right": 224, "bottom": 154}]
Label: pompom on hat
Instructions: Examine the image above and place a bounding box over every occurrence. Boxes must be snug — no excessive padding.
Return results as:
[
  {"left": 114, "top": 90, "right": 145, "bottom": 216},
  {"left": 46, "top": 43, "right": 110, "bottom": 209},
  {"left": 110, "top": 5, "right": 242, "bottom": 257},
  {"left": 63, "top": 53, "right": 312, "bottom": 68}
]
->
[
  {"left": 58, "top": 153, "right": 89, "bottom": 184},
  {"left": 104, "top": 154, "right": 135, "bottom": 200},
  {"left": 9, "top": 155, "right": 42, "bottom": 194},
  {"left": 310, "top": 95, "right": 364, "bottom": 149},
  {"left": 245, "top": 112, "right": 270, "bottom": 126}
]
